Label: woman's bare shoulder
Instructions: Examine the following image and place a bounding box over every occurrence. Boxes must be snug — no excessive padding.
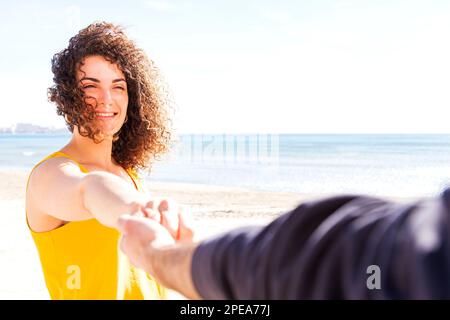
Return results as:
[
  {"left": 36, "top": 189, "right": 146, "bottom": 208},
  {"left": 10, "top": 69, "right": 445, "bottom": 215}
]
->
[
  {"left": 29, "top": 156, "right": 83, "bottom": 184},
  {"left": 26, "top": 155, "right": 91, "bottom": 231}
]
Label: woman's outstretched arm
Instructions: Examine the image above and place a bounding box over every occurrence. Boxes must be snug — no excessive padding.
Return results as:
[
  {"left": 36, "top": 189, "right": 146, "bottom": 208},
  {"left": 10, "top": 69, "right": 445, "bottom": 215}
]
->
[{"left": 27, "top": 157, "right": 148, "bottom": 229}]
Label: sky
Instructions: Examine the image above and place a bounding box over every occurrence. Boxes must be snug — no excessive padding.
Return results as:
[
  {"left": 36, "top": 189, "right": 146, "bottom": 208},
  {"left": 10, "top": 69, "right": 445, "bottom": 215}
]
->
[{"left": 1, "top": 0, "right": 450, "bottom": 134}]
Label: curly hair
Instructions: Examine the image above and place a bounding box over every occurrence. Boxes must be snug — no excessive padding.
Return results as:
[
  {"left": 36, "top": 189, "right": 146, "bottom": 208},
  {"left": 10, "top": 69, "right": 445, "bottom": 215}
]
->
[{"left": 48, "top": 21, "right": 172, "bottom": 171}]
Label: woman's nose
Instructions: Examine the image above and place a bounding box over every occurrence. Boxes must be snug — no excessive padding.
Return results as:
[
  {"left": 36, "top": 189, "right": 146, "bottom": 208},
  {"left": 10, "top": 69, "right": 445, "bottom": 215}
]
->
[{"left": 99, "top": 88, "right": 113, "bottom": 105}]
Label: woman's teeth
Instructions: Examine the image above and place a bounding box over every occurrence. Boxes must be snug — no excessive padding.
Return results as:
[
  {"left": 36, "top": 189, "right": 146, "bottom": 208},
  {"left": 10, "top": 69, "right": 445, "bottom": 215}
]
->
[{"left": 95, "top": 112, "right": 116, "bottom": 117}]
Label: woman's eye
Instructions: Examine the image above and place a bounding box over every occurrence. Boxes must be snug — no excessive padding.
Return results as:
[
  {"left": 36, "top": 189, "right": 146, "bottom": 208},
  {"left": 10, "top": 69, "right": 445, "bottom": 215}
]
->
[
  {"left": 114, "top": 87, "right": 125, "bottom": 90},
  {"left": 83, "top": 85, "right": 95, "bottom": 89}
]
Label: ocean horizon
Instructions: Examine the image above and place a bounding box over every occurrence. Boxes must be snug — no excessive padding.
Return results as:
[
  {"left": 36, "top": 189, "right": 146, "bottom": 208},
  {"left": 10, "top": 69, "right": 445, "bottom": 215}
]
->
[{"left": 2, "top": 133, "right": 450, "bottom": 197}]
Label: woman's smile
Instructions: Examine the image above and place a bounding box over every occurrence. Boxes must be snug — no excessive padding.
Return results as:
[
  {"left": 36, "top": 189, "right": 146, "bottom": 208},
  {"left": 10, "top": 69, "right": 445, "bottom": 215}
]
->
[{"left": 95, "top": 111, "right": 118, "bottom": 119}]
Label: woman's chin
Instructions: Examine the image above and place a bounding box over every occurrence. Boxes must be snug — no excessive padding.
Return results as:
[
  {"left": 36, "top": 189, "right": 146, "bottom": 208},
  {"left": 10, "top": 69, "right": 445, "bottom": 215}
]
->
[
  {"left": 97, "top": 125, "right": 120, "bottom": 136},
  {"left": 91, "top": 128, "right": 119, "bottom": 142}
]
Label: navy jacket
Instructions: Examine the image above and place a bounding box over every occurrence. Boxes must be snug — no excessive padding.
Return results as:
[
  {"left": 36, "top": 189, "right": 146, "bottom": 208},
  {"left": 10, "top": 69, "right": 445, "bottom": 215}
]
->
[{"left": 192, "top": 191, "right": 450, "bottom": 299}]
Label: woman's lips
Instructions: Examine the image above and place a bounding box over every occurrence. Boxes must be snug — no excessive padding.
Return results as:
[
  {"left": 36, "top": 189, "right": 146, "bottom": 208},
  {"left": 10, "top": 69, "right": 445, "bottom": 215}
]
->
[{"left": 95, "top": 112, "right": 118, "bottom": 119}]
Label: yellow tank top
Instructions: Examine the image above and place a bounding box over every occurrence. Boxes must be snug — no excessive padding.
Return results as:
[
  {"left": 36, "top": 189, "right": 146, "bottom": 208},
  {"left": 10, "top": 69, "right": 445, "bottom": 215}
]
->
[{"left": 26, "top": 151, "right": 167, "bottom": 300}]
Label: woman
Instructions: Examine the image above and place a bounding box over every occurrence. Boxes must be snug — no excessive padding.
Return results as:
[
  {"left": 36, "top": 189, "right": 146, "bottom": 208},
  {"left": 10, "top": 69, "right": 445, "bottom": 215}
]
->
[{"left": 25, "top": 22, "right": 191, "bottom": 299}]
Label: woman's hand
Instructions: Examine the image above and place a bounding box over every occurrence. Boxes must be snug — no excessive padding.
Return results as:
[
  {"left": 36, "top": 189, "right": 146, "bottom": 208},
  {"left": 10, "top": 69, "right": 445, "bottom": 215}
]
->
[{"left": 138, "top": 198, "right": 196, "bottom": 243}]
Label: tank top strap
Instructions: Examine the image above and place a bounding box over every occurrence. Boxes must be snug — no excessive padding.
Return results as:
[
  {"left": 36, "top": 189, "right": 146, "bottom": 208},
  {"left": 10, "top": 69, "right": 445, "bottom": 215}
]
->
[
  {"left": 28, "top": 151, "right": 88, "bottom": 175},
  {"left": 49, "top": 151, "right": 89, "bottom": 173}
]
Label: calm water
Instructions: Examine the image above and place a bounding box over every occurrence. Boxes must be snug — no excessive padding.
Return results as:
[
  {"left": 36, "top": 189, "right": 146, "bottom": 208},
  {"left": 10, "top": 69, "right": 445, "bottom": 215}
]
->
[{"left": 2, "top": 133, "right": 450, "bottom": 197}]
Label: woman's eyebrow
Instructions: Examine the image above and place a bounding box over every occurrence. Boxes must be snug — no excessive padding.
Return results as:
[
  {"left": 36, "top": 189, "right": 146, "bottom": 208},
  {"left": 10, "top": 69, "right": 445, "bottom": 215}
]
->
[
  {"left": 80, "top": 77, "right": 100, "bottom": 83},
  {"left": 80, "top": 77, "right": 126, "bottom": 83}
]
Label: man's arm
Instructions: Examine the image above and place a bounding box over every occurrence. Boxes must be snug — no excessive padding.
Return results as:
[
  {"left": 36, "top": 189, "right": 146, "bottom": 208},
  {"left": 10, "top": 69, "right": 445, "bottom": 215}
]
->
[
  {"left": 120, "top": 193, "right": 450, "bottom": 299},
  {"left": 151, "top": 243, "right": 201, "bottom": 299},
  {"left": 190, "top": 194, "right": 450, "bottom": 299}
]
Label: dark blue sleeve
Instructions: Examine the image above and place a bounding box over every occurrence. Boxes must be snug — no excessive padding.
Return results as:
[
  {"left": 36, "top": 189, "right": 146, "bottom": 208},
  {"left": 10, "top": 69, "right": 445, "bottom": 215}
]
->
[
  {"left": 191, "top": 195, "right": 359, "bottom": 299},
  {"left": 191, "top": 193, "right": 450, "bottom": 299}
]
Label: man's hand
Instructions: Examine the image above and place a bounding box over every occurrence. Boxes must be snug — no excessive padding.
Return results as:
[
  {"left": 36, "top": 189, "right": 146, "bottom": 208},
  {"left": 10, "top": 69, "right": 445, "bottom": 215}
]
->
[{"left": 118, "top": 214, "right": 174, "bottom": 276}]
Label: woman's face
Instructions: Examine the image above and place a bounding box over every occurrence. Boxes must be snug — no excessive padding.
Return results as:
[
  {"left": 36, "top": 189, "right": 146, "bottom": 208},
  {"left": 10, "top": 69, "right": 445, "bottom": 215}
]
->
[{"left": 76, "top": 55, "right": 129, "bottom": 137}]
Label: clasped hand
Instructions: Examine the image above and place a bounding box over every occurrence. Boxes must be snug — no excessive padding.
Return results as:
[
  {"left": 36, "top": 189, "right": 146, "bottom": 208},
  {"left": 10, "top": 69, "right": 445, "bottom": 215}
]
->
[{"left": 118, "top": 198, "right": 196, "bottom": 274}]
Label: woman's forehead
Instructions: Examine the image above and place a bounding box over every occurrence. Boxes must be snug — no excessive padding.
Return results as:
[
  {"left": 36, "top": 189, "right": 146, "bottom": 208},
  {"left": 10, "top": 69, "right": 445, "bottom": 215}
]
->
[{"left": 77, "top": 55, "right": 124, "bottom": 80}]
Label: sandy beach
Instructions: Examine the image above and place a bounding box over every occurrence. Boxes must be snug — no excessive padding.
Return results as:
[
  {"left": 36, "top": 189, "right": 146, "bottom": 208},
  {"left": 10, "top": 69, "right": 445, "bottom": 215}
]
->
[{"left": 0, "top": 169, "right": 315, "bottom": 300}]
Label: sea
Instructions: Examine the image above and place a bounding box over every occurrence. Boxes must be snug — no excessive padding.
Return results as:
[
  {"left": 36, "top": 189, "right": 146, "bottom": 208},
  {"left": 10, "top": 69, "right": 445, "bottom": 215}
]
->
[{"left": 2, "top": 133, "right": 450, "bottom": 197}]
